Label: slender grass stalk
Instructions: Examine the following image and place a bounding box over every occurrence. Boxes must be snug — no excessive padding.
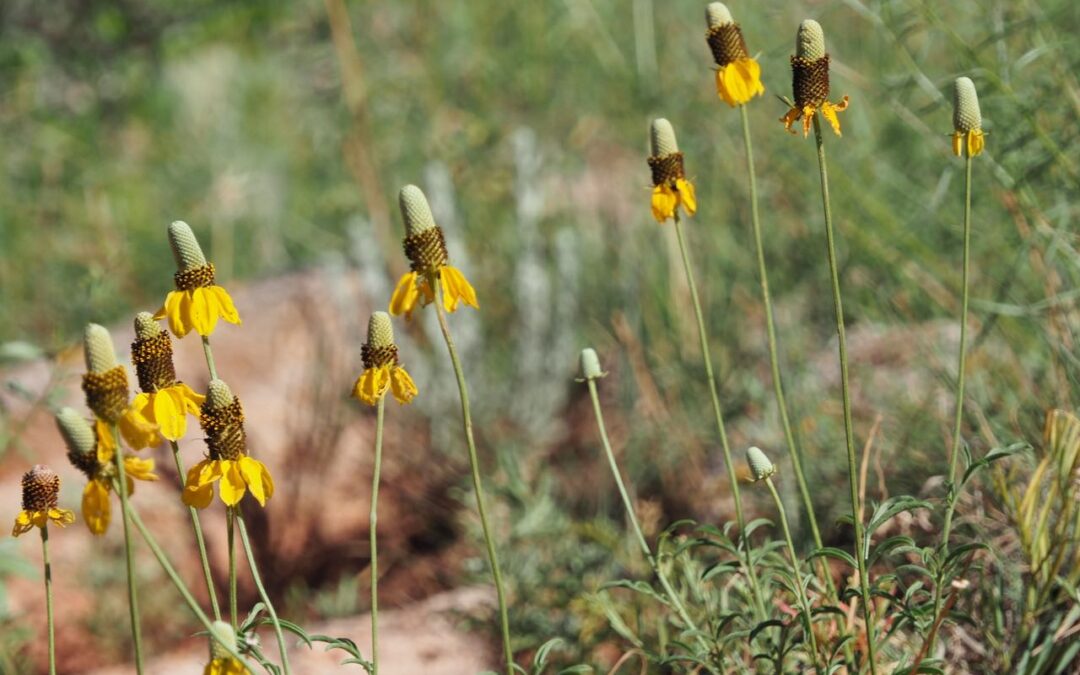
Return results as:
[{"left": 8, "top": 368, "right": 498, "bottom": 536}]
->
[
  {"left": 228, "top": 508, "right": 238, "bottom": 632},
  {"left": 739, "top": 106, "right": 833, "bottom": 597},
  {"left": 236, "top": 513, "right": 292, "bottom": 674},
  {"left": 763, "top": 477, "right": 821, "bottom": 670},
  {"left": 202, "top": 336, "right": 219, "bottom": 380},
  {"left": 811, "top": 115, "right": 878, "bottom": 673},
  {"left": 110, "top": 425, "right": 144, "bottom": 674},
  {"left": 432, "top": 284, "right": 514, "bottom": 675},
  {"left": 585, "top": 377, "right": 710, "bottom": 650},
  {"left": 169, "top": 439, "right": 221, "bottom": 621},
  {"left": 40, "top": 525, "right": 56, "bottom": 675},
  {"left": 369, "top": 395, "right": 387, "bottom": 675},
  {"left": 672, "top": 213, "right": 767, "bottom": 620},
  {"left": 122, "top": 496, "right": 249, "bottom": 666},
  {"left": 931, "top": 150, "right": 974, "bottom": 651}
]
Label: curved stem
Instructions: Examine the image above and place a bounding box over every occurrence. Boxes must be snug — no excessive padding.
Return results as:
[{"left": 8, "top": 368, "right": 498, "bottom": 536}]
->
[
  {"left": 170, "top": 440, "right": 221, "bottom": 621},
  {"left": 586, "top": 378, "right": 712, "bottom": 656},
  {"left": 811, "top": 116, "right": 878, "bottom": 674},
  {"left": 110, "top": 425, "right": 145, "bottom": 674},
  {"left": 40, "top": 526, "right": 55, "bottom": 675},
  {"left": 431, "top": 286, "right": 514, "bottom": 675},
  {"left": 228, "top": 508, "right": 238, "bottom": 631},
  {"left": 672, "top": 214, "right": 767, "bottom": 620},
  {"left": 236, "top": 512, "right": 292, "bottom": 675},
  {"left": 764, "top": 478, "right": 821, "bottom": 670},
  {"left": 369, "top": 396, "right": 387, "bottom": 675}
]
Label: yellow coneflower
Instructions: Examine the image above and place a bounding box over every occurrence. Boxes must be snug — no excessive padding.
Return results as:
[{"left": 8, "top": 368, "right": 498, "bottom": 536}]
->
[
  {"left": 781, "top": 20, "right": 850, "bottom": 137},
  {"left": 705, "top": 3, "right": 764, "bottom": 107},
  {"left": 353, "top": 311, "right": 418, "bottom": 405},
  {"left": 952, "top": 77, "right": 985, "bottom": 158},
  {"left": 154, "top": 221, "right": 241, "bottom": 338},
  {"left": 203, "top": 621, "right": 250, "bottom": 675},
  {"left": 81, "top": 324, "right": 160, "bottom": 450},
  {"left": 648, "top": 119, "right": 697, "bottom": 223},
  {"left": 57, "top": 408, "right": 157, "bottom": 535},
  {"left": 11, "top": 465, "right": 75, "bottom": 537},
  {"left": 182, "top": 379, "right": 274, "bottom": 509},
  {"left": 388, "top": 185, "right": 479, "bottom": 319},
  {"left": 130, "top": 312, "right": 205, "bottom": 441}
]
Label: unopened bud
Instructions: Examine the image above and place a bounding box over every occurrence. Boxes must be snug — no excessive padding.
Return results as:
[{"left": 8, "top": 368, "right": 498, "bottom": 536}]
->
[
  {"left": 746, "top": 446, "right": 776, "bottom": 481},
  {"left": 55, "top": 408, "right": 96, "bottom": 458},
  {"left": 207, "top": 620, "right": 239, "bottom": 661},
  {"left": 84, "top": 324, "right": 118, "bottom": 374},
  {"left": 579, "top": 348, "right": 605, "bottom": 380}
]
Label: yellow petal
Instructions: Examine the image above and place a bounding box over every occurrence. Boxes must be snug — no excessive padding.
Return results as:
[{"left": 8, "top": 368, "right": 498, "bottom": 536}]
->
[
  {"left": 159, "top": 291, "right": 193, "bottom": 338},
  {"left": 676, "top": 179, "right": 697, "bottom": 217},
  {"left": 49, "top": 508, "right": 76, "bottom": 527},
  {"left": 175, "top": 382, "right": 207, "bottom": 415},
  {"left": 190, "top": 287, "right": 220, "bottom": 337},
  {"left": 211, "top": 286, "right": 242, "bottom": 325},
  {"left": 125, "top": 456, "right": 159, "bottom": 482},
  {"left": 390, "top": 366, "right": 419, "bottom": 404},
  {"left": 781, "top": 106, "right": 802, "bottom": 134},
  {"left": 353, "top": 366, "right": 390, "bottom": 405},
  {"left": 820, "top": 102, "right": 843, "bottom": 137},
  {"left": 218, "top": 460, "right": 247, "bottom": 506},
  {"left": 238, "top": 456, "right": 274, "bottom": 507},
  {"left": 738, "top": 58, "right": 765, "bottom": 100},
  {"left": 120, "top": 407, "right": 161, "bottom": 450},
  {"left": 968, "top": 129, "right": 984, "bottom": 157},
  {"left": 182, "top": 460, "right": 216, "bottom": 509},
  {"left": 715, "top": 67, "right": 736, "bottom": 107},
  {"left": 12, "top": 510, "right": 34, "bottom": 537},
  {"left": 153, "top": 386, "right": 187, "bottom": 441},
  {"left": 389, "top": 272, "right": 421, "bottom": 318},
  {"left": 96, "top": 419, "right": 117, "bottom": 463},
  {"left": 443, "top": 266, "right": 478, "bottom": 311},
  {"left": 651, "top": 185, "right": 677, "bottom": 223},
  {"left": 802, "top": 106, "right": 816, "bottom": 138},
  {"left": 83, "top": 480, "right": 112, "bottom": 535},
  {"left": 952, "top": 131, "right": 963, "bottom": 157}
]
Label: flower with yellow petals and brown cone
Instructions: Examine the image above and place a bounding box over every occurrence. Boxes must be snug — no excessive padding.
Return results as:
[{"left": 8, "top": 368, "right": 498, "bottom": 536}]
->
[
  {"left": 129, "top": 312, "right": 205, "bottom": 441},
  {"left": 81, "top": 323, "right": 161, "bottom": 450},
  {"left": 11, "top": 465, "right": 75, "bottom": 537},
  {"left": 154, "top": 220, "right": 241, "bottom": 338},
  {"left": 388, "top": 185, "right": 479, "bottom": 319},
  {"left": 353, "top": 311, "right": 419, "bottom": 406},
  {"left": 781, "top": 20, "right": 850, "bottom": 137},
  {"left": 705, "top": 3, "right": 764, "bottom": 107},
  {"left": 57, "top": 408, "right": 158, "bottom": 535},
  {"left": 647, "top": 119, "right": 697, "bottom": 223},
  {"left": 952, "top": 76, "right": 985, "bottom": 158},
  {"left": 182, "top": 379, "right": 274, "bottom": 509}
]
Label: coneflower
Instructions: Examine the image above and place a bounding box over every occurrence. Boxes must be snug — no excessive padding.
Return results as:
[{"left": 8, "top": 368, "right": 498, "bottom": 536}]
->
[
  {"left": 130, "top": 312, "right": 205, "bottom": 441},
  {"left": 705, "top": 3, "right": 765, "bottom": 107},
  {"left": 781, "top": 20, "right": 850, "bottom": 137},
  {"left": 155, "top": 220, "right": 241, "bottom": 338},
  {"left": 353, "top": 311, "right": 418, "bottom": 406},
  {"left": 647, "top": 118, "right": 697, "bottom": 223}
]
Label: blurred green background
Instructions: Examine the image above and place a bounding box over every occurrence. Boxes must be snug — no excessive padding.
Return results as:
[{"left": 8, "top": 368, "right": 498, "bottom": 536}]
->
[{"left": 1, "top": 0, "right": 1078, "bottom": 669}]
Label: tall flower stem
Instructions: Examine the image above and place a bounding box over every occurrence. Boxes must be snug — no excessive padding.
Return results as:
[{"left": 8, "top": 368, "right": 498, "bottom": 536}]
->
[
  {"left": 227, "top": 508, "right": 238, "bottom": 631},
  {"left": 40, "top": 526, "right": 56, "bottom": 675},
  {"left": 236, "top": 513, "right": 292, "bottom": 675},
  {"left": 811, "top": 115, "right": 878, "bottom": 673},
  {"left": 169, "top": 440, "right": 221, "bottom": 621},
  {"left": 739, "top": 106, "right": 833, "bottom": 594},
  {"left": 201, "top": 336, "right": 219, "bottom": 380},
  {"left": 931, "top": 151, "right": 974, "bottom": 649},
  {"left": 763, "top": 477, "right": 821, "bottom": 670},
  {"left": 672, "top": 213, "right": 767, "bottom": 620},
  {"left": 586, "top": 378, "right": 711, "bottom": 654},
  {"left": 110, "top": 425, "right": 145, "bottom": 674},
  {"left": 432, "top": 285, "right": 514, "bottom": 675},
  {"left": 369, "top": 395, "right": 387, "bottom": 675},
  {"left": 122, "top": 497, "right": 249, "bottom": 666}
]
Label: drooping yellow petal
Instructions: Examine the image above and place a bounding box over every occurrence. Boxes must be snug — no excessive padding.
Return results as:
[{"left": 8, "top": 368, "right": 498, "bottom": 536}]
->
[
  {"left": 152, "top": 387, "right": 187, "bottom": 441},
  {"left": 12, "top": 510, "right": 34, "bottom": 537},
  {"left": 218, "top": 460, "right": 247, "bottom": 506},
  {"left": 968, "top": 129, "right": 985, "bottom": 157},
  {"left": 211, "top": 286, "right": 242, "bottom": 326},
  {"left": 441, "top": 266, "right": 479, "bottom": 312},
  {"left": 717, "top": 59, "right": 763, "bottom": 107},
  {"left": 156, "top": 290, "right": 193, "bottom": 338},
  {"left": 48, "top": 508, "right": 76, "bottom": 527},
  {"left": 651, "top": 184, "right": 678, "bottom": 223},
  {"left": 676, "top": 178, "right": 697, "bottom": 217},
  {"left": 119, "top": 407, "right": 160, "bottom": 450},
  {"left": 353, "top": 366, "right": 390, "bottom": 405},
  {"left": 96, "top": 419, "right": 117, "bottom": 463},
  {"left": 238, "top": 456, "right": 274, "bottom": 507},
  {"left": 390, "top": 366, "right": 419, "bottom": 404},
  {"left": 781, "top": 106, "right": 803, "bottom": 134},
  {"left": 736, "top": 59, "right": 764, "bottom": 101},
  {"left": 820, "top": 102, "right": 842, "bottom": 136},
  {"left": 82, "top": 480, "right": 112, "bottom": 535},
  {"left": 952, "top": 131, "right": 963, "bottom": 157},
  {"left": 125, "top": 456, "right": 159, "bottom": 482},
  {"left": 802, "top": 106, "right": 816, "bottom": 137},
  {"left": 190, "top": 287, "right": 219, "bottom": 337},
  {"left": 182, "top": 459, "right": 217, "bottom": 509},
  {"left": 175, "top": 382, "right": 207, "bottom": 415},
  {"left": 389, "top": 272, "right": 421, "bottom": 318}
]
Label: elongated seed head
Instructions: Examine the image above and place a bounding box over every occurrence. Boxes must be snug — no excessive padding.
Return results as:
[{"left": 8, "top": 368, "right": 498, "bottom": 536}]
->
[
  {"left": 399, "top": 185, "right": 436, "bottom": 237},
  {"left": 206, "top": 379, "right": 235, "bottom": 410},
  {"left": 207, "top": 620, "right": 238, "bottom": 661},
  {"left": 134, "top": 312, "right": 163, "bottom": 340},
  {"left": 796, "top": 19, "right": 825, "bottom": 60},
  {"left": 650, "top": 118, "right": 679, "bottom": 156},
  {"left": 84, "top": 323, "right": 118, "bottom": 373},
  {"left": 22, "top": 465, "right": 60, "bottom": 511},
  {"left": 168, "top": 220, "right": 208, "bottom": 271},
  {"left": 55, "top": 407, "right": 97, "bottom": 457},
  {"left": 746, "top": 446, "right": 776, "bottom": 481},
  {"left": 706, "top": 2, "right": 733, "bottom": 27},
  {"left": 580, "top": 348, "right": 604, "bottom": 380},
  {"left": 953, "top": 77, "right": 982, "bottom": 132},
  {"left": 367, "top": 311, "right": 394, "bottom": 349}
]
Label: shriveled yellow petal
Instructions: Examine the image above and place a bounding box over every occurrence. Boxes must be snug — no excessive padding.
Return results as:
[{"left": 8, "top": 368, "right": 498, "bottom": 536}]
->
[
  {"left": 781, "top": 106, "right": 802, "bottom": 134},
  {"left": 218, "top": 460, "right": 247, "bottom": 506},
  {"left": 211, "top": 286, "right": 242, "bottom": 325},
  {"left": 125, "top": 456, "right": 159, "bottom": 482},
  {"left": 12, "top": 510, "right": 34, "bottom": 537},
  {"left": 676, "top": 179, "right": 697, "bottom": 216},
  {"left": 389, "top": 272, "right": 421, "bottom": 318},
  {"left": 390, "top": 366, "right": 419, "bottom": 404},
  {"left": 651, "top": 184, "right": 677, "bottom": 223},
  {"left": 802, "top": 106, "right": 816, "bottom": 137},
  {"left": 238, "top": 456, "right": 274, "bottom": 507},
  {"left": 48, "top": 508, "right": 76, "bottom": 527},
  {"left": 353, "top": 366, "right": 390, "bottom": 405},
  {"left": 820, "top": 102, "right": 843, "bottom": 137},
  {"left": 82, "top": 480, "right": 112, "bottom": 535}
]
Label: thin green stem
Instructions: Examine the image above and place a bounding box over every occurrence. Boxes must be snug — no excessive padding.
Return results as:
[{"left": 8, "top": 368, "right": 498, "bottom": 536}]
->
[
  {"left": 123, "top": 498, "right": 249, "bottom": 666},
  {"left": 764, "top": 478, "right": 821, "bottom": 670},
  {"left": 931, "top": 152, "right": 974, "bottom": 652},
  {"left": 40, "top": 526, "right": 55, "bottom": 675},
  {"left": 672, "top": 214, "right": 767, "bottom": 620},
  {"left": 236, "top": 512, "right": 292, "bottom": 675},
  {"left": 431, "top": 285, "right": 514, "bottom": 675},
  {"left": 739, "top": 106, "right": 834, "bottom": 599},
  {"left": 586, "top": 379, "right": 710, "bottom": 651},
  {"left": 369, "top": 395, "right": 387, "bottom": 675},
  {"left": 811, "top": 115, "right": 878, "bottom": 674},
  {"left": 201, "top": 336, "right": 219, "bottom": 380},
  {"left": 110, "top": 425, "right": 144, "bottom": 674},
  {"left": 170, "top": 440, "right": 221, "bottom": 621},
  {"left": 228, "top": 508, "right": 238, "bottom": 632}
]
